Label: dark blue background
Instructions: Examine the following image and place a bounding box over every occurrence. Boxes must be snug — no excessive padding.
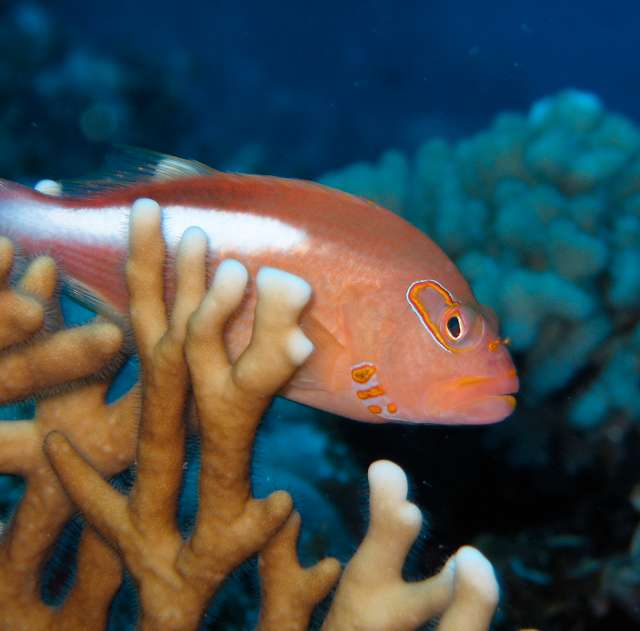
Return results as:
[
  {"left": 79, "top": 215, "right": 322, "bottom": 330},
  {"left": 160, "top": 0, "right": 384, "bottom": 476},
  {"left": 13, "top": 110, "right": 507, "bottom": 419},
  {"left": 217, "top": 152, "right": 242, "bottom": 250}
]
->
[{"left": 50, "top": 0, "right": 640, "bottom": 176}]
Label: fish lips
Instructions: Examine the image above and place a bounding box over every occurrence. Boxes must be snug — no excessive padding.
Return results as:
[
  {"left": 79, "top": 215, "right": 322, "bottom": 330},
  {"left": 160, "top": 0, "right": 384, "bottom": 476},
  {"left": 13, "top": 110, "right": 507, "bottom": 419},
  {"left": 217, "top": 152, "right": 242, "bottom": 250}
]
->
[{"left": 426, "top": 372, "right": 520, "bottom": 424}]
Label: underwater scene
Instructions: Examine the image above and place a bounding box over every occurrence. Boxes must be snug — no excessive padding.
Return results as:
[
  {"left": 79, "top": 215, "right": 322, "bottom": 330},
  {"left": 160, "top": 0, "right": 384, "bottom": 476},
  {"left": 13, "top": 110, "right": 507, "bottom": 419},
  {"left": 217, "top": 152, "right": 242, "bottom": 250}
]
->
[{"left": 0, "top": 1, "right": 639, "bottom": 629}]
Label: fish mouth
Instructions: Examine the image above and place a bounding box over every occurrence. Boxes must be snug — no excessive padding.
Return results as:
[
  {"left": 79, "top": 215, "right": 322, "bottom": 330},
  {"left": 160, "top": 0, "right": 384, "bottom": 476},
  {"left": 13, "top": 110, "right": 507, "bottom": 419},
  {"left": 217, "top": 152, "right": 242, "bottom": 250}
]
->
[{"left": 427, "top": 371, "right": 520, "bottom": 424}]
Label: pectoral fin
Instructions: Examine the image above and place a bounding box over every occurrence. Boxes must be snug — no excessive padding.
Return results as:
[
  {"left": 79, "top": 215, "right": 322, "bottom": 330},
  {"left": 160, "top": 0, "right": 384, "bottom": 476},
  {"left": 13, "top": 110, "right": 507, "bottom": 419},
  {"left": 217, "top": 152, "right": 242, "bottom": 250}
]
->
[{"left": 284, "top": 312, "right": 346, "bottom": 393}]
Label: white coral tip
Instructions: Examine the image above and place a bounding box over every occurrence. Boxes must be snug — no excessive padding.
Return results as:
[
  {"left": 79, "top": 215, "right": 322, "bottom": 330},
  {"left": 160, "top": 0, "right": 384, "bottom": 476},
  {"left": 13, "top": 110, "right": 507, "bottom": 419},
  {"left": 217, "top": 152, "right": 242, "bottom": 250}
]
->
[
  {"left": 179, "top": 226, "right": 208, "bottom": 258},
  {"left": 213, "top": 259, "right": 249, "bottom": 296},
  {"left": 454, "top": 546, "right": 500, "bottom": 604},
  {"left": 256, "top": 267, "right": 312, "bottom": 309},
  {"left": 397, "top": 502, "right": 422, "bottom": 528},
  {"left": 132, "top": 197, "right": 161, "bottom": 217},
  {"left": 368, "top": 460, "right": 409, "bottom": 500},
  {"left": 286, "top": 329, "right": 314, "bottom": 365}
]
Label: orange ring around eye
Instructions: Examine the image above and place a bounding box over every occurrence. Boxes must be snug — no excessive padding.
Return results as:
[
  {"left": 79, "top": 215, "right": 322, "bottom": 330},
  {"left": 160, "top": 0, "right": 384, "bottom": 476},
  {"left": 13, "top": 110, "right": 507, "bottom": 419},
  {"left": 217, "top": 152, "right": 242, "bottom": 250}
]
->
[{"left": 406, "top": 280, "right": 455, "bottom": 352}]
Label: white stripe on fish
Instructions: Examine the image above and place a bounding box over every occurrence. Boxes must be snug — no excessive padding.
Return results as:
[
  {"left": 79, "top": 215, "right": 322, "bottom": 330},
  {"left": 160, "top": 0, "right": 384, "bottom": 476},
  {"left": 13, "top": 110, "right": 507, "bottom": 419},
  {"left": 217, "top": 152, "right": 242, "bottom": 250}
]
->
[{"left": 10, "top": 200, "right": 309, "bottom": 255}]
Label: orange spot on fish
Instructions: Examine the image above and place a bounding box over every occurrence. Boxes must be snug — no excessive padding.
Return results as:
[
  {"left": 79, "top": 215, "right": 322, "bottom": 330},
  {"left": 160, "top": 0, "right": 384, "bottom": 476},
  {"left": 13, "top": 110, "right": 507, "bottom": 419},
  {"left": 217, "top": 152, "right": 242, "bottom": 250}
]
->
[
  {"left": 351, "top": 364, "right": 377, "bottom": 383},
  {"left": 387, "top": 403, "right": 398, "bottom": 414},
  {"left": 368, "top": 404, "right": 382, "bottom": 414},
  {"left": 357, "top": 386, "right": 385, "bottom": 400},
  {"left": 488, "top": 337, "right": 511, "bottom": 352}
]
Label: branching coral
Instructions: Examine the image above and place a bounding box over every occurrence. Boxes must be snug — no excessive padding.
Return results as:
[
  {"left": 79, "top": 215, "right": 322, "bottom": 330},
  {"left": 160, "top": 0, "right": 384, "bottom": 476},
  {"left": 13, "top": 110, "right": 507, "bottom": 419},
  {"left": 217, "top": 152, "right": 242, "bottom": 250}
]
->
[
  {"left": 322, "top": 461, "right": 499, "bottom": 631},
  {"left": 0, "top": 238, "right": 133, "bottom": 629},
  {"left": 45, "top": 205, "right": 326, "bottom": 630},
  {"left": 0, "top": 203, "right": 507, "bottom": 629}
]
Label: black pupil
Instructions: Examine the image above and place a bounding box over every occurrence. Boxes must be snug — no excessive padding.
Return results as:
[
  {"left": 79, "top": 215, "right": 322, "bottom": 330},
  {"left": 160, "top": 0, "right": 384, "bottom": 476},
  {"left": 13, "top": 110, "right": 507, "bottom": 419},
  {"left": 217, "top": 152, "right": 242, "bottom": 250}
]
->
[{"left": 447, "top": 316, "right": 461, "bottom": 339}]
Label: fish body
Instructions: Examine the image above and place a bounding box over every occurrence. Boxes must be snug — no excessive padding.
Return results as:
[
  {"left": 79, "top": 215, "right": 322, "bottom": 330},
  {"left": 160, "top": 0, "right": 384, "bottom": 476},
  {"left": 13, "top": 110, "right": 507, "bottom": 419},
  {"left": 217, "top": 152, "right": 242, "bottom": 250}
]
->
[{"left": 0, "top": 155, "right": 518, "bottom": 423}]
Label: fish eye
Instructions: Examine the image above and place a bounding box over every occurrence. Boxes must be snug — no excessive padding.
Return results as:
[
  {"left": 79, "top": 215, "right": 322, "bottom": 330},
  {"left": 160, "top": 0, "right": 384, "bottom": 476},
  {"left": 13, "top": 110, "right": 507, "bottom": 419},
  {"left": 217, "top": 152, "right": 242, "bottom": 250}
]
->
[{"left": 446, "top": 314, "right": 463, "bottom": 340}]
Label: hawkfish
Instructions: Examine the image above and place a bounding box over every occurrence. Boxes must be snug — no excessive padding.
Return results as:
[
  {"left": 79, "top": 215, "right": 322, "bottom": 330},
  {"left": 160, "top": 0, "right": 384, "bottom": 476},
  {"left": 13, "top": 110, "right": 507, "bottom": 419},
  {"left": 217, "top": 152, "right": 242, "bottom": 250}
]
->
[{"left": 0, "top": 150, "right": 518, "bottom": 424}]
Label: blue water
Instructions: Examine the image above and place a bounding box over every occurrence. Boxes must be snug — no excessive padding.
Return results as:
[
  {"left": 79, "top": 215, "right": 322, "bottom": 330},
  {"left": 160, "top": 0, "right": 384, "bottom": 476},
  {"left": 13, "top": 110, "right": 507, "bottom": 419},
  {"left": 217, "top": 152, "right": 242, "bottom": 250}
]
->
[{"left": 9, "top": 1, "right": 640, "bottom": 176}]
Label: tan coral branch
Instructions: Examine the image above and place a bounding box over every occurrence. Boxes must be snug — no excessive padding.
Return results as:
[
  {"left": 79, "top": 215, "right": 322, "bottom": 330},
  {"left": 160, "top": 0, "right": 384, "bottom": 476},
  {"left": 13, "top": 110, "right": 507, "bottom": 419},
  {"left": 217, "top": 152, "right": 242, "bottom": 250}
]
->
[
  {"left": 0, "top": 323, "right": 123, "bottom": 402},
  {"left": 322, "top": 460, "right": 499, "bottom": 631},
  {"left": 256, "top": 511, "right": 342, "bottom": 631},
  {"left": 46, "top": 200, "right": 318, "bottom": 630},
  {"left": 436, "top": 546, "right": 500, "bottom": 631},
  {"left": 53, "top": 527, "right": 123, "bottom": 630},
  {"left": 0, "top": 232, "right": 139, "bottom": 628},
  {"left": 0, "top": 237, "right": 50, "bottom": 348},
  {"left": 0, "top": 238, "right": 123, "bottom": 401}
]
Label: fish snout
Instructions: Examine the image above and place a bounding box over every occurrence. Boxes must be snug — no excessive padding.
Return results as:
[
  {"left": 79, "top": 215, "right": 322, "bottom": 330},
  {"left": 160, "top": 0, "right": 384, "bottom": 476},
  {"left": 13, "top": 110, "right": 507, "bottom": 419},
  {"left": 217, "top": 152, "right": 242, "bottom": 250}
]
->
[{"left": 426, "top": 370, "right": 519, "bottom": 424}]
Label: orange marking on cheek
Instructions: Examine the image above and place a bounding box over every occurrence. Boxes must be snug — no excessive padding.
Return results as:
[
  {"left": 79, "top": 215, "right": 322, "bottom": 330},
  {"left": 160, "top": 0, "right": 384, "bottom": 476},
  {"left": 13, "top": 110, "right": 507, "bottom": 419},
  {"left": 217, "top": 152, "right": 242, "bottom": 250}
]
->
[
  {"left": 351, "top": 364, "right": 377, "bottom": 383},
  {"left": 351, "top": 361, "right": 400, "bottom": 418},
  {"left": 357, "top": 386, "right": 385, "bottom": 400},
  {"left": 488, "top": 337, "right": 512, "bottom": 352}
]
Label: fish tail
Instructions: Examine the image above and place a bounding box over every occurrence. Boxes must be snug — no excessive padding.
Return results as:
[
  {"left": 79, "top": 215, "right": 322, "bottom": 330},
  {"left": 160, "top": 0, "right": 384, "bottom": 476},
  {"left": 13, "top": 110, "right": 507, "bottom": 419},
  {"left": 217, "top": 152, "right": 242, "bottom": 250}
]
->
[{"left": 2, "top": 179, "right": 127, "bottom": 323}]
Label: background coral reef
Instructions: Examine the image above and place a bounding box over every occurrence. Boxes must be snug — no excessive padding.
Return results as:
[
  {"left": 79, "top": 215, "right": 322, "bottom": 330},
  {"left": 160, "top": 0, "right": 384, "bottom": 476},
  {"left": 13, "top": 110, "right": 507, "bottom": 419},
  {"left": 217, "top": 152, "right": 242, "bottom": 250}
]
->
[{"left": 1, "top": 1, "right": 639, "bottom": 629}]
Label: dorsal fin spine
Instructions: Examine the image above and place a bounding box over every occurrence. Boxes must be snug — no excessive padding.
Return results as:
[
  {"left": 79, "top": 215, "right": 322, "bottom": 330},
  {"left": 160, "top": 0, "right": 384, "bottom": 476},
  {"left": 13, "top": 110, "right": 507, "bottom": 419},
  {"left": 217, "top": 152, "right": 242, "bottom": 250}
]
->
[{"left": 59, "top": 147, "right": 216, "bottom": 197}]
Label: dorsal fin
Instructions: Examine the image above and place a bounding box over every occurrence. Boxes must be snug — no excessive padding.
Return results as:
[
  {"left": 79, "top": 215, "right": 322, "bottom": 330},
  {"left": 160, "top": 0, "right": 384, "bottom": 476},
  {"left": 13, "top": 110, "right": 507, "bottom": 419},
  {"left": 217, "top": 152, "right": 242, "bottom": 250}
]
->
[{"left": 60, "top": 146, "right": 217, "bottom": 197}]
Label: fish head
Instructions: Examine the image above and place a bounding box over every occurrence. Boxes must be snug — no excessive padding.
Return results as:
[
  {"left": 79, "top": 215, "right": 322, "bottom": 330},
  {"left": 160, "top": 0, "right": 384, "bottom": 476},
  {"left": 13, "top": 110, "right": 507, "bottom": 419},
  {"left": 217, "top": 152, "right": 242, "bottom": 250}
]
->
[{"left": 345, "top": 279, "right": 518, "bottom": 424}]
